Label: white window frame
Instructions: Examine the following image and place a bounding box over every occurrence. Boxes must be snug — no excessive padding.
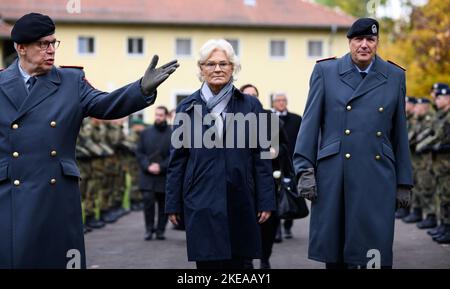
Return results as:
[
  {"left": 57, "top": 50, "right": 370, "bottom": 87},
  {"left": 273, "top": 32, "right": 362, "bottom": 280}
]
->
[
  {"left": 175, "top": 38, "right": 193, "bottom": 59},
  {"left": 126, "top": 37, "right": 145, "bottom": 57},
  {"left": 307, "top": 40, "right": 324, "bottom": 59},
  {"left": 225, "top": 38, "right": 241, "bottom": 57},
  {"left": 269, "top": 39, "right": 287, "bottom": 60},
  {"left": 77, "top": 36, "right": 96, "bottom": 56}
]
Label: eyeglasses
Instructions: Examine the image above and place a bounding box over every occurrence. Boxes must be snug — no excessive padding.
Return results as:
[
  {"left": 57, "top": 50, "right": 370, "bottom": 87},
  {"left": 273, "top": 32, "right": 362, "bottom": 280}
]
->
[
  {"left": 35, "top": 40, "right": 61, "bottom": 51},
  {"left": 201, "top": 62, "right": 232, "bottom": 71}
]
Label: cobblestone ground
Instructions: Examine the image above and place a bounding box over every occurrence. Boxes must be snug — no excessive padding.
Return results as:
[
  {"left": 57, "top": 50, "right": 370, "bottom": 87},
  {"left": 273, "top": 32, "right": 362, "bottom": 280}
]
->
[{"left": 85, "top": 210, "right": 450, "bottom": 269}]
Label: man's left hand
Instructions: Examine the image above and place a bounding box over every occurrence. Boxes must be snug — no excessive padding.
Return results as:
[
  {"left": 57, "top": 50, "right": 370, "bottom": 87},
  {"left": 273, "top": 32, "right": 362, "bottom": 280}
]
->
[{"left": 257, "top": 211, "right": 271, "bottom": 224}]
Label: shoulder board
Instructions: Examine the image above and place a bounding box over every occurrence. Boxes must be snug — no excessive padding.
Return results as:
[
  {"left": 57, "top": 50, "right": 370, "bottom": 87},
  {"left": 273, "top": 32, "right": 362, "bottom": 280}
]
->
[
  {"left": 387, "top": 60, "right": 406, "bottom": 71},
  {"left": 0, "top": 68, "right": 5, "bottom": 72},
  {"left": 316, "top": 56, "right": 337, "bottom": 63},
  {"left": 60, "top": 65, "right": 84, "bottom": 69}
]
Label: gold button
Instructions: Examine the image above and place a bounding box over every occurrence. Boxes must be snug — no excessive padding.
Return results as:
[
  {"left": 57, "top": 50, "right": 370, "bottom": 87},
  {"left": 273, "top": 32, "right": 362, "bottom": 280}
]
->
[
  {"left": 51, "top": 150, "right": 57, "bottom": 157},
  {"left": 50, "top": 179, "right": 57, "bottom": 185},
  {"left": 378, "top": 107, "right": 384, "bottom": 113},
  {"left": 345, "top": 153, "right": 351, "bottom": 159},
  {"left": 12, "top": 124, "right": 19, "bottom": 130},
  {"left": 50, "top": 121, "right": 57, "bottom": 128},
  {"left": 376, "top": 155, "right": 381, "bottom": 160},
  {"left": 12, "top": 152, "right": 19, "bottom": 158},
  {"left": 345, "top": 129, "right": 351, "bottom": 135},
  {"left": 14, "top": 180, "right": 20, "bottom": 186},
  {"left": 346, "top": 106, "right": 352, "bottom": 111},
  {"left": 377, "top": 131, "right": 383, "bottom": 137}
]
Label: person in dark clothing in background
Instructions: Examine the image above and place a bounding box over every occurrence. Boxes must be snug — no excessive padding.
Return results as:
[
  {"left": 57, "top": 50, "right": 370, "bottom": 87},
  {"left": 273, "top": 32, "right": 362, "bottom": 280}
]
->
[
  {"left": 241, "top": 84, "right": 291, "bottom": 269},
  {"left": 271, "top": 92, "right": 302, "bottom": 240},
  {"left": 136, "top": 106, "right": 172, "bottom": 240}
]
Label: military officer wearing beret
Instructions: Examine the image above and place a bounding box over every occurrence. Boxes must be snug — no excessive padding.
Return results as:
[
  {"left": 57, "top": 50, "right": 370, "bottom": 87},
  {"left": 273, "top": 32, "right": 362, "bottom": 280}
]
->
[
  {"left": 0, "top": 13, "right": 179, "bottom": 268},
  {"left": 293, "top": 18, "right": 413, "bottom": 269}
]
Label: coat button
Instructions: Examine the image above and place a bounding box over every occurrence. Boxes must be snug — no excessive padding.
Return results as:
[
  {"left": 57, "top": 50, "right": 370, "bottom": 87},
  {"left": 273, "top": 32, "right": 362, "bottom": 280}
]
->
[
  {"left": 50, "top": 121, "right": 57, "bottom": 128},
  {"left": 377, "top": 131, "right": 383, "bottom": 137},
  {"left": 51, "top": 150, "right": 57, "bottom": 157},
  {"left": 378, "top": 107, "right": 384, "bottom": 113},
  {"left": 345, "top": 129, "right": 351, "bottom": 135},
  {"left": 345, "top": 153, "right": 351, "bottom": 159},
  {"left": 346, "top": 105, "right": 352, "bottom": 111},
  {"left": 376, "top": 155, "right": 381, "bottom": 160},
  {"left": 50, "top": 179, "right": 57, "bottom": 185},
  {"left": 14, "top": 180, "right": 20, "bottom": 186},
  {"left": 12, "top": 152, "right": 20, "bottom": 158},
  {"left": 12, "top": 123, "right": 19, "bottom": 130}
]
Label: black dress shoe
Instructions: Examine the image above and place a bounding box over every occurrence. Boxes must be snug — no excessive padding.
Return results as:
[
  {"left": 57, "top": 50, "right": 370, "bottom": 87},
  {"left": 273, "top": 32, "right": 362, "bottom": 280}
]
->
[
  {"left": 144, "top": 231, "right": 153, "bottom": 241},
  {"left": 156, "top": 232, "right": 166, "bottom": 240}
]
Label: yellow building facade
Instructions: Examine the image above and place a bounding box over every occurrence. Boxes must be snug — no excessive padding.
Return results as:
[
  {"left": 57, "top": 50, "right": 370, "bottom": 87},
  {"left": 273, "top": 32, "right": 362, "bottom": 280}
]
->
[{"left": 51, "top": 24, "right": 350, "bottom": 122}]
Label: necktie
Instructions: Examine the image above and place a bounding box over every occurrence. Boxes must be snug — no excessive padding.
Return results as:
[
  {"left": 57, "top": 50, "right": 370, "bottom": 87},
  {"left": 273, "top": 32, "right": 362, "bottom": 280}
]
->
[
  {"left": 27, "top": 76, "right": 37, "bottom": 92},
  {"left": 360, "top": 72, "right": 367, "bottom": 79}
]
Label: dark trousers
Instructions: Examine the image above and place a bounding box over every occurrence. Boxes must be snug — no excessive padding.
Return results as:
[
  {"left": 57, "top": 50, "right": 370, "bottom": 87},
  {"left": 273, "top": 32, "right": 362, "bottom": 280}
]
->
[
  {"left": 261, "top": 214, "right": 279, "bottom": 260},
  {"left": 283, "top": 219, "right": 294, "bottom": 231},
  {"left": 196, "top": 257, "right": 247, "bottom": 269},
  {"left": 142, "top": 190, "right": 168, "bottom": 234}
]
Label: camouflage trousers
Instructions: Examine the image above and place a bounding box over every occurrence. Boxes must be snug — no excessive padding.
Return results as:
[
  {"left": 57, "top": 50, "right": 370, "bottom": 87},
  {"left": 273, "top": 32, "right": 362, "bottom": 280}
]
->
[
  {"left": 87, "top": 158, "right": 106, "bottom": 218},
  {"left": 78, "top": 160, "right": 91, "bottom": 223},
  {"left": 433, "top": 153, "right": 450, "bottom": 224},
  {"left": 413, "top": 153, "right": 436, "bottom": 214}
]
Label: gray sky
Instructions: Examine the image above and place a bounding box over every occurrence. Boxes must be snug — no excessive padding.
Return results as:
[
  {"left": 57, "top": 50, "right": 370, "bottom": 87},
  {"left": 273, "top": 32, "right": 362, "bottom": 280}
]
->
[{"left": 377, "top": 0, "right": 428, "bottom": 19}]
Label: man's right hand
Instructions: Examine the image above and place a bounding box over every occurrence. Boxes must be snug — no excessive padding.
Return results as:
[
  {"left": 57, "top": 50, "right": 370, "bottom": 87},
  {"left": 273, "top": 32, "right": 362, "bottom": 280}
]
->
[
  {"left": 141, "top": 55, "right": 179, "bottom": 95},
  {"left": 169, "top": 214, "right": 180, "bottom": 226},
  {"left": 297, "top": 168, "right": 317, "bottom": 201}
]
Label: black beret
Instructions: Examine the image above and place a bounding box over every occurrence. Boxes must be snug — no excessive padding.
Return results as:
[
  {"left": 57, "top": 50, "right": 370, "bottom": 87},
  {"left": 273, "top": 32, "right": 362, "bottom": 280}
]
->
[
  {"left": 416, "top": 98, "right": 431, "bottom": 104},
  {"left": 347, "top": 18, "right": 379, "bottom": 39},
  {"left": 11, "top": 13, "right": 55, "bottom": 44},
  {"left": 436, "top": 88, "right": 450, "bottom": 97},
  {"left": 431, "top": 83, "right": 449, "bottom": 92},
  {"left": 405, "top": 96, "right": 417, "bottom": 104}
]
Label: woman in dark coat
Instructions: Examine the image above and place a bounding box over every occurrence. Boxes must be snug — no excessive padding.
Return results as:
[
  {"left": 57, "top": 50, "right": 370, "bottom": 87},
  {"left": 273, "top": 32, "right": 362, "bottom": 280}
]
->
[{"left": 165, "top": 39, "right": 276, "bottom": 269}]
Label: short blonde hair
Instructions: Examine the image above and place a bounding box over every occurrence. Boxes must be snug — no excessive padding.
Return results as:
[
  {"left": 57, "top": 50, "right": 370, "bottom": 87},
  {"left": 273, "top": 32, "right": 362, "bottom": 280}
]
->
[{"left": 197, "top": 39, "right": 241, "bottom": 82}]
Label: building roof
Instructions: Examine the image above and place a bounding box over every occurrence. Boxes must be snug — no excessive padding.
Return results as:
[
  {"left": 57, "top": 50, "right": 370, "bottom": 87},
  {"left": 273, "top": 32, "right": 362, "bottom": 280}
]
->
[
  {"left": 0, "top": 20, "right": 12, "bottom": 39},
  {"left": 0, "top": 0, "right": 354, "bottom": 29}
]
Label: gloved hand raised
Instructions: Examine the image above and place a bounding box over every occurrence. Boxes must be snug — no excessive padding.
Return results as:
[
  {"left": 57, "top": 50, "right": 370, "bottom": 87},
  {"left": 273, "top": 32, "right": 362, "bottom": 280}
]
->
[
  {"left": 396, "top": 187, "right": 411, "bottom": 209},
  {"left": 297, "top": 168, "right": 317, "bottom": 201},
  {"left": 140, "top": 55, "right": 179, "bottom": 95}
]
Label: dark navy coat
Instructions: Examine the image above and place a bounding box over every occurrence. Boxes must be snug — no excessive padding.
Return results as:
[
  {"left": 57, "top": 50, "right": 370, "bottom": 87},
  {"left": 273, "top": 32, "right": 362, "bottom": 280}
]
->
[
  {"left": 165, "top": 88, "right": 276, "bottom": 261},
  {"left": 0, "top": 60, "right": 153, "bottom": 268},
  {"left": 293, "top": 54, "right": 413, "bottom": 267}
]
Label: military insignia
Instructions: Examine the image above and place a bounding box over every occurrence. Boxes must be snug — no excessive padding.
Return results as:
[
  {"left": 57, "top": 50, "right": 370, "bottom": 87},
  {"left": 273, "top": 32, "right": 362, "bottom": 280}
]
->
[
  {"left": 387, "top": 60, "right": 406, "bottom": 71},
  {"left": 372, "top": 24, "right": 377, "bottom": 34},
  {"left": 443, "top": 89, "right": 448, "bottom": 95},
  {"left": 316, "top": 56, "right": 337, "bottom": 63}
]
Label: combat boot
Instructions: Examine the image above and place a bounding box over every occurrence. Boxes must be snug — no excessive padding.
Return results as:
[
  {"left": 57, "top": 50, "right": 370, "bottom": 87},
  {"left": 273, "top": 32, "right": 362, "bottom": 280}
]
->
[
  {"left": 101, "top": 210, "right": 118, "bottom": 223},
  {"left": 402, "top": 207, "right": 423, "bottom": 223},
  {"left": 395, "top": 207, "right": 409, "bottom": 219},
  {"left": 435, "top": 225, "right": 450, "bottom": 244},
  {"left": 428, "top": 220, "right": 445, "bottom": 236},
  {"left": 86, "top": 216, "right": 106, "bottom": 229},
  {"left": 417, "top": 214, "right": 437, "bottom": 229}
]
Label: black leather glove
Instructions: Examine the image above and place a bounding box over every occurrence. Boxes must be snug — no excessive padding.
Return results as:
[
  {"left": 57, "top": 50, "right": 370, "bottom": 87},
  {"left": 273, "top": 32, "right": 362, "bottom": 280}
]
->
[
  {"left": 297, "top": 168, "right": 317, "bottom": 201},
  {"left": 141, "top": 55, "right": 179, "bottom": 95},
  {"left": 396, "top": 187, "right": 411, "bottom": 209}
]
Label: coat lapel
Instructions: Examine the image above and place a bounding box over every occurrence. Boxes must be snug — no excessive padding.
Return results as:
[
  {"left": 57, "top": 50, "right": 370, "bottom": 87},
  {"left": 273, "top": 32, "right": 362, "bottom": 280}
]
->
[
  {"left": 339, "top": 53, "right": 360, "bottom": 91},
  {"left": 16, "top": 66, "right": 61, "bottom": 120},
  {"left": 0, "top": 60, "right": 28, "bottom": 111},
  {"left": 349, "top": 55, "right": 387, "bottom": 103}
]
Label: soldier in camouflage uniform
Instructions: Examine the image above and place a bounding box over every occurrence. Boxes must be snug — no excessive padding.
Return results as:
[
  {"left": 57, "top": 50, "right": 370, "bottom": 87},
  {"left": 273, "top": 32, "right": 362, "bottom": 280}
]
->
[
  {"left": 127, "top": 119, "right": 146, "bottom": 211},
  {"left": 403, "top": 97, "right": 436, "bottom": 224},
  {"left": 81, "top": 118, "right": 106, "bottom": 229},
  {"left": 396, "top": 96, "right": 417, "bottom": 219},
  {"left": 417, "top": 84, "right": 450, "bottom": 243}
]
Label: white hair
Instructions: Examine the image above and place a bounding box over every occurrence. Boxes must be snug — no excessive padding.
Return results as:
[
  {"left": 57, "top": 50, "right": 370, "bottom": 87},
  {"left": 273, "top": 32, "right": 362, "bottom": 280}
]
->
[{"left": 197, "top": 39, "right": 241, "bottom": 82}]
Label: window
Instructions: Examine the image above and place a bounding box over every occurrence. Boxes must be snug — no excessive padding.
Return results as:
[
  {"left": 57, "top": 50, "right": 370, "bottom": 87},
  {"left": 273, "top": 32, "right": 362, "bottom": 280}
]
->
[
  {"left": 308, "top": 40, "right": 323, "bottom": 58},
  {"left": 176, "top": 38, "right": 192, "bottom": 57},
  {"left": 225, "top": 39, "right": 240, "bottom": 56},
  {"left": 176, "top": 94, "right": 190, "bottom": 105},
  {"left": 128, "top": 37, "right": 144, "bottom": 55},
  {"left": 244, "top": 0, "right": 256, "bottom": 6},
  {"left": 78, "top": 37, "right": 95, "bottom": 54},
  {"left": 270, "top": 40, "right": 286, "bottom": 58}
]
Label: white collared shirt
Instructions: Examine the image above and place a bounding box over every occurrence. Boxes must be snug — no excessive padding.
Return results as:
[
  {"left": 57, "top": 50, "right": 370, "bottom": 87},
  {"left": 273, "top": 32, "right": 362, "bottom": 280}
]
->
[
  {"left": 18, "top": 62, "right": 33, "bottom": 90},
  {"left": 354, "top": 60, "right": 373, "bottom": 74}
]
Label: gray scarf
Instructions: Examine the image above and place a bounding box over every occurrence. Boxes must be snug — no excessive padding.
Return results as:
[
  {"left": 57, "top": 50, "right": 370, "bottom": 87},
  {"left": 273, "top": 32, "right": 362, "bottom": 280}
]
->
[{"left": 200, "top": 80, "right": 234, "bottom": 138}]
